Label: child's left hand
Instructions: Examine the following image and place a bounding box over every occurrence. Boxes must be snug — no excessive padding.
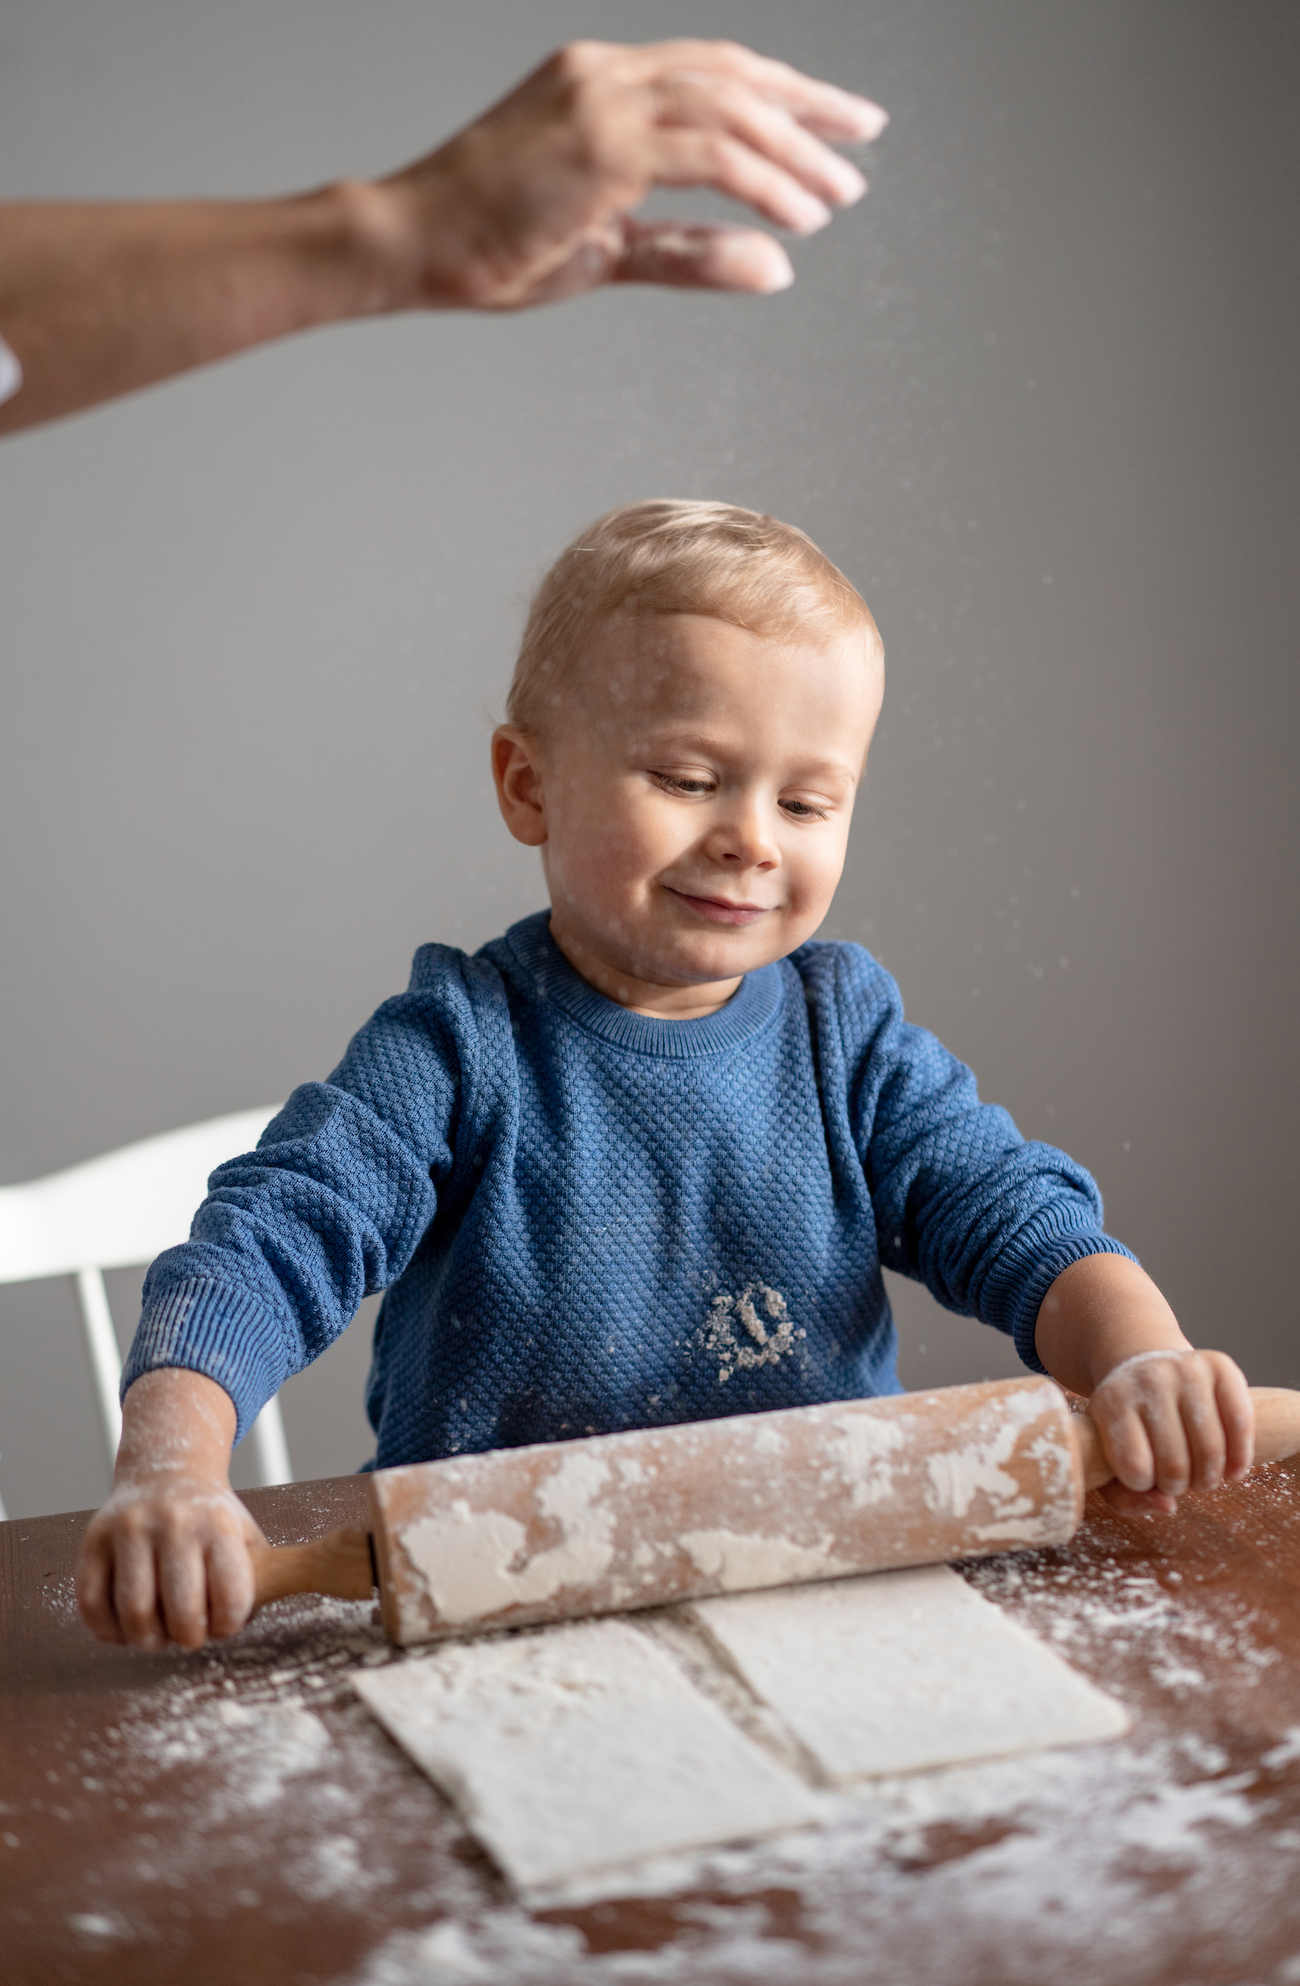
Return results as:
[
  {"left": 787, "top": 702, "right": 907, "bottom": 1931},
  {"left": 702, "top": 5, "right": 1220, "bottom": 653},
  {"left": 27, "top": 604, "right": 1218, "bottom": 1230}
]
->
[{"left": 1086, "top": 1347, "right": 1254, "bottom": 1515}]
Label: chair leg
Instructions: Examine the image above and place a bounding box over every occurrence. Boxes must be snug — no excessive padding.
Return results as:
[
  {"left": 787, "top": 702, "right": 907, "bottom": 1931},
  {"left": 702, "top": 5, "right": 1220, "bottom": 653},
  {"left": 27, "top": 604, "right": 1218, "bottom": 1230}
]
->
[
  {"left": 247, "top": 1396, "right": 293, "bottom": 1487},
  {"left": 76, "top": 1266, "right": 124, "bottom": 1466},
  {"left": 74, "top": 1264, "right": 292, "bottom": 1488}
]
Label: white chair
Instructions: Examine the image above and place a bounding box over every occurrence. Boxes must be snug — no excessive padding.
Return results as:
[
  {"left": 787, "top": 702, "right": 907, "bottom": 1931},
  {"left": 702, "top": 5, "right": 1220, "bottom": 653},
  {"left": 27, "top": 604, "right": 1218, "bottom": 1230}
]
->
[{"left": 0, "top": 1106, "right": 292, "bottom": 1519}]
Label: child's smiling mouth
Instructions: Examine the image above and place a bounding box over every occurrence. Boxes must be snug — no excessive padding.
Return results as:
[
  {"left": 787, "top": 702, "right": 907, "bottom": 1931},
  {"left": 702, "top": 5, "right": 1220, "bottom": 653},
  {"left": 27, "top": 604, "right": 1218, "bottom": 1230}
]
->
[{"left": 663, "top": 887, "right": 772, "bottom": 927}]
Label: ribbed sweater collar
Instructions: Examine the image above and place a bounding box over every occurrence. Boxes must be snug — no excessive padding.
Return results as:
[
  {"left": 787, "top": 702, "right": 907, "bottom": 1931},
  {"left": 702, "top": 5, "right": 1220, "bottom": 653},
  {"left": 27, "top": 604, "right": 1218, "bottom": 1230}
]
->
[{"left": 496, "top": 910, "right": 784, "bottom": 1059}]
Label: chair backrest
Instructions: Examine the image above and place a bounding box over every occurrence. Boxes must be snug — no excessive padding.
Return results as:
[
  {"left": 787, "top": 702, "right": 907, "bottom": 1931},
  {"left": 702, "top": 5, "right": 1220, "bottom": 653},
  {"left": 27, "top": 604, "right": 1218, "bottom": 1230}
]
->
[{"left": 0, "top": 1106, "right": 291, "bottom": 1515}]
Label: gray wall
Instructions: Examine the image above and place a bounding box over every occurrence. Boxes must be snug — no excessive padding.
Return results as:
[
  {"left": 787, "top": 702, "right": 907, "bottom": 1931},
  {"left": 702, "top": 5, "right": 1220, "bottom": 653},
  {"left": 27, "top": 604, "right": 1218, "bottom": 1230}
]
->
[{"left": 1, "top": 0, "right": 1295, "bottom": 1518}]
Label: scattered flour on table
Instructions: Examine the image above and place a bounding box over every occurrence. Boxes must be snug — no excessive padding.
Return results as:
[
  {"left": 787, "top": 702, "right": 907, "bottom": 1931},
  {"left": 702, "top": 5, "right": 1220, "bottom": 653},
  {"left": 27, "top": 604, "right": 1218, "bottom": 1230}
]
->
[
  {"left": 72, "top": 1592, "right": 483, "bottom": 1937},
  {"left": 1261, "top": 1728, "right": 1300, "bottom": 1772},
  {"left": 67, "top": 1910, "right": 130, "bottom": 1944},
  {"left": 965, "top": 1550, "right": 1285, "bottom": 1710},
  {"left": 40, "top": 1573, "right": 81, "bottom": 1624},
  {"left": 349, "top": 1528, "right": 1300, "bottom": 1985},
  {"left": 350, "top": 1733, "right": 1287, "bottom": 1985},
  {"left": 48, "top": 1502, "right": 1300, "bottom": 1985}
]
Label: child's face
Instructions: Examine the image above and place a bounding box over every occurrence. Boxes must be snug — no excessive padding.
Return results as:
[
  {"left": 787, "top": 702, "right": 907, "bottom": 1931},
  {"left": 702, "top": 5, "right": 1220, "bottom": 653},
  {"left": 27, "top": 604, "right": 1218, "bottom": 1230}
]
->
[{"left": 494, "top": 612, "right": 882, "bottom": 1016}]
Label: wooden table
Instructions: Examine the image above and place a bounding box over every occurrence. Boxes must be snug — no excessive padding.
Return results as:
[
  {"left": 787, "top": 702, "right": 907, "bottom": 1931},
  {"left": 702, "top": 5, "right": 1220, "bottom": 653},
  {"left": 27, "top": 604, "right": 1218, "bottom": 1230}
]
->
[{"left": 5, "top": 1464, "right": 1300, "bottom": 1986}]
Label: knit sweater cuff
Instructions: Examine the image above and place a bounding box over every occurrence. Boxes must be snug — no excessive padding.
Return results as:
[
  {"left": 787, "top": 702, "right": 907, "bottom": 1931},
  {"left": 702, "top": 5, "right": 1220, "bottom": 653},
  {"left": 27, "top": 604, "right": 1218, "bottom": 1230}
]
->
[
  {"left": 121, "top": 1277, "right": 289, "bottom": 1445},
  {"left": 987, "top": 1227, "right": 1139, "bottom": 1374}
]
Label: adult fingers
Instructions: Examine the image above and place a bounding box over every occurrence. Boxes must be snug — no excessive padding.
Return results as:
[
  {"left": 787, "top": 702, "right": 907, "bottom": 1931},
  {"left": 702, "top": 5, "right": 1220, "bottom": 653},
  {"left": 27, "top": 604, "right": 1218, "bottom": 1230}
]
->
[
  {"left": 206, "top": 1530, "right": 257, "bottom": 1640},
  {"left": 111, "top": 1527, "right": 166, "bottom": 1650},
  {"left": 75, "top": 1529, "right": 127, "bottom": 1646},
  {"left": 647, "top": 127, "right": 835, "bottom": 234},
  {"left": 655, "top": 73, "right": 868, "bottom": 210},
  {"left": 615, "top": 40, "right": 889, "bottom": 143},
  {"left": 489, "top": 218, "right": 794, "bottom": 305},
  {"left": 1210, "top": 1353, "right": 1255, "bottom": 1480},
  {"left": 614, "top": 220, "right": 793, "bottom": 293}
]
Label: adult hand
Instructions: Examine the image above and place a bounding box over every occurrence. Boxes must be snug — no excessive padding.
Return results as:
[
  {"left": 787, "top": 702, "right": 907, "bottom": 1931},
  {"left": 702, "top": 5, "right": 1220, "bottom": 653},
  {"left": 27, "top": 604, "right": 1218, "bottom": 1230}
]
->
[
  {"left": 378, "top": 38, "right": 889, "bottom": 308},
  {"left": 0, "top": 39, "right": 886, "bottom": 433}
]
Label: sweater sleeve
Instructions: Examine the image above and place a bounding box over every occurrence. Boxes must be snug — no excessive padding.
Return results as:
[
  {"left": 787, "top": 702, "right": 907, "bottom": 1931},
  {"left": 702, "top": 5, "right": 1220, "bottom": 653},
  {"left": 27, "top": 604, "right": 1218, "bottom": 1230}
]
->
[
  {"left": 121, "top": 947, "right": 484, "bottom": 1441},
  {"left": 814, "top": 944, "right": 1136, "bottom": 1372}
]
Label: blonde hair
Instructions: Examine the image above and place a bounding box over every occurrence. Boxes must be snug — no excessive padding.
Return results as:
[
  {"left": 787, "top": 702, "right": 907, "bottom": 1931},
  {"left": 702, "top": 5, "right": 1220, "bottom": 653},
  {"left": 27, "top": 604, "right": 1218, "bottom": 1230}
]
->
[{"left": 506, "top": 500, "right": 881, "bottom": 734}]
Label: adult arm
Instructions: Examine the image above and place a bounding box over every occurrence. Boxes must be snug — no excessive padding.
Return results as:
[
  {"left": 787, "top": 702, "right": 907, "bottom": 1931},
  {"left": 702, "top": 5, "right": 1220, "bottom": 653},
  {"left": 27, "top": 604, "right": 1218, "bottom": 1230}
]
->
[{"left": 0, "top": 39, "right": 887, "bottom": 434}]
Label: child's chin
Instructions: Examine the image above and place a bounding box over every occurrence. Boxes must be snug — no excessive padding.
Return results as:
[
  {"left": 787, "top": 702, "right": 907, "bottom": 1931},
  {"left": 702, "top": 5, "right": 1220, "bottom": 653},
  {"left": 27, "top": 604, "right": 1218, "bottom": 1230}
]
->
[{"left": 658, "top": 931, "right": 781, "bottom": 982}]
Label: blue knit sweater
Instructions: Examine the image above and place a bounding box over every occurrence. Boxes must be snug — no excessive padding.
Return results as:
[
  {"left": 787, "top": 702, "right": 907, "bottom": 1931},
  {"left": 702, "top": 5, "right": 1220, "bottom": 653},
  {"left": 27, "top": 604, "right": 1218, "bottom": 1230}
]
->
[{"left": 125, "top": 912, "right": 1132, "bottom": 1465}]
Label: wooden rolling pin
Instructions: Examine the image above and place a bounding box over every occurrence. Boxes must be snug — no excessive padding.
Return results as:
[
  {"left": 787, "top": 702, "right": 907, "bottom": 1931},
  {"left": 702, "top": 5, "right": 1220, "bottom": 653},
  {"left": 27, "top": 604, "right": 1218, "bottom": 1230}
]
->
[{"left": 249, "top": 1375, "right": 1300, "bottom": 1647}]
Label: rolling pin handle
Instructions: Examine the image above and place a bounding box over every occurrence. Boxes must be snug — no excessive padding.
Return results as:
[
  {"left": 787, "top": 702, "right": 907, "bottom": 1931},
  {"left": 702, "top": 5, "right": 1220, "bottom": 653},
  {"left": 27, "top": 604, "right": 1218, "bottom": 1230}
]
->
[
  {"left": 1069, "top": 1413, "right": 1115, "bottom": 1494},
  {"left": 249, "top": 1524, "right": 377, "bottom": 1612},
  {"left": 1245, "top": 1388, "right": 1300, "bottom": 1469}
]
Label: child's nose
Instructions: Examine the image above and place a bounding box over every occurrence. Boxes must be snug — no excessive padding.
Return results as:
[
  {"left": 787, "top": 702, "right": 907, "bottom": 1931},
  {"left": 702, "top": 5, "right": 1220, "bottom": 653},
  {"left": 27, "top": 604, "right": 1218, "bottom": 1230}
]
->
[{"left": 704, "top": 805, "right": 781, "bottom": 871}]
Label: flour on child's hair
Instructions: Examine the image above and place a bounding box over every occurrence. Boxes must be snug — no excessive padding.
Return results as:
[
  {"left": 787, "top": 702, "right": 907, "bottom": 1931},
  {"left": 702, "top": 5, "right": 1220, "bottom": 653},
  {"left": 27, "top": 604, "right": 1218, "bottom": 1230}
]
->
[{"left": 701, "top": 1282, "right": 805, "bottom": 1383}]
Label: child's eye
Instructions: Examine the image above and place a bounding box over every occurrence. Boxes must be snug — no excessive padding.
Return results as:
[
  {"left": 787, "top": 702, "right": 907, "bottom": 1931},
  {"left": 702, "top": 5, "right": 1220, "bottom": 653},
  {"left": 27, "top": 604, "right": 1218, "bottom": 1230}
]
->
[
  {"left": 654, "top": 773, "right": 715, "bottom": 796},
  {"left": 782, "top": 797, "right": 830, "bottom": 821}
]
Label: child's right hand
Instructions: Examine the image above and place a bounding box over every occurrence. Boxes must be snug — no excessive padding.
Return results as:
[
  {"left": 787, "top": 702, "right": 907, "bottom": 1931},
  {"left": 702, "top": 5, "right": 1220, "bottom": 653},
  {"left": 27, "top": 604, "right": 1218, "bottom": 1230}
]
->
[{"left": 75, "top": 1368, "right": 265, "bottom": 1650}]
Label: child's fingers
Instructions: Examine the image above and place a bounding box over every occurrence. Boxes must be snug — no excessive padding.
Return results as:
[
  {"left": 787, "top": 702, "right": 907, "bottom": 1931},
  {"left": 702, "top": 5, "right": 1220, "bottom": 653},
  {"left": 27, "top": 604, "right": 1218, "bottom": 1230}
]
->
[
  {"left": 205, "top": 1531, "right": 257, "bottom": 1641},
  {"left": 111, "top": 1527, "right": 167, "bottom": 1650},
  {"left": 74, "top": 1529, "right": 127, "bottom": 1645},
  {"left": 1178, "top": 1369, "right": 1228, "bottom": 1492},
  {"left": 1092, "top": 1350, "right": 1249, "bottom": 1502},
  {"left": 1136, "top": 1381, "right": 1197, "bottom": 1497},
  {"left": 158, "top": 1534, "right": 215, "bottom": 1650},
  {"left": 1090, "top": 1393, "right": 1158, "bottom": 1493},
  {"left": 1209, "top": 1353, "right": 1255, "bottom": 1480},
  {"left": 1096, "top": 1477, "right": 1179, "bottom": 1518}
]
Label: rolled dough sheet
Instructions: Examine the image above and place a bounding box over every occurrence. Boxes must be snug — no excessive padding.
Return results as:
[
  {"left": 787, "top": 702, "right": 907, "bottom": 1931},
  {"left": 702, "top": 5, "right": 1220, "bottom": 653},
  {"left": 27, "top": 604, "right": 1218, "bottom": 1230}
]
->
[
  {"left": 352, "top": 1615, "right": 819, "bottom": 1892},
  {"left": 687, "top": 1563, "right": 1129, "bottom": 1783}
]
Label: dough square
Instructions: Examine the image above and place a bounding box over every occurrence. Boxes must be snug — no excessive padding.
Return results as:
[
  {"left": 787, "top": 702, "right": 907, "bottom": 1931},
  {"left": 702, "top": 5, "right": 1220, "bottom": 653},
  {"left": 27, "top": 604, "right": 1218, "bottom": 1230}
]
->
[
  {"left": 353, "top": 1615, "right": 819, "bottom": 1891},
  {"left": 687, "top": 1563, "right": 1130, "bottom": 1783}
]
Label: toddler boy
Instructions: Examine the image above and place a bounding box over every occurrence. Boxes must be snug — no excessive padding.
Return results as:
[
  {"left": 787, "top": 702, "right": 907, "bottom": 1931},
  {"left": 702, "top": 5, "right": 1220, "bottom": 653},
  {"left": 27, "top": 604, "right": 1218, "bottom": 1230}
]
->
[{"left": 78, "top": 500, "right": 1253, "bottom": 1650}]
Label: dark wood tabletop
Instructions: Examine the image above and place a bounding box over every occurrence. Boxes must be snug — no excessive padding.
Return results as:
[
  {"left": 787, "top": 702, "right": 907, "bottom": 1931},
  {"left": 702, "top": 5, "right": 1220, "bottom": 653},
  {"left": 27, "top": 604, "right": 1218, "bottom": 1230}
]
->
[{"left": 5, "top": 1461, "right": 1300, "bottom": 1986}]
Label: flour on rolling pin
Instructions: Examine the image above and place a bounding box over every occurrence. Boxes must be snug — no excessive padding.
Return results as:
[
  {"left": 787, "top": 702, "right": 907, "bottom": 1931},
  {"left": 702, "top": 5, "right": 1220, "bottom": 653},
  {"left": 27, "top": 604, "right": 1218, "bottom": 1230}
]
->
[{"left": 369, "top": 1375, "right": 1083, "bottom": 1645}]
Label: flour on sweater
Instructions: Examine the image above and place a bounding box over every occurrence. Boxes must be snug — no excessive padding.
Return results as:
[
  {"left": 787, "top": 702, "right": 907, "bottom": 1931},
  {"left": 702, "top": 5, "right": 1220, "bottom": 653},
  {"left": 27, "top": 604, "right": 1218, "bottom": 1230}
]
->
[{"left": 701, "top": 1283, "right": 805, "bottom": 1383}]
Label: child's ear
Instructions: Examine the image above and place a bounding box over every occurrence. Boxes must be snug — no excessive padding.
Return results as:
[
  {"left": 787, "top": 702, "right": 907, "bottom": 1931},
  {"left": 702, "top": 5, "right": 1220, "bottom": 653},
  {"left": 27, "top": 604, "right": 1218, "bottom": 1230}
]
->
[{"left": 491, "top": 726, "right": 548, "bottom": 847}]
